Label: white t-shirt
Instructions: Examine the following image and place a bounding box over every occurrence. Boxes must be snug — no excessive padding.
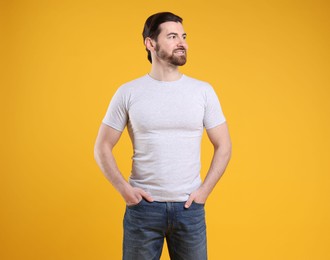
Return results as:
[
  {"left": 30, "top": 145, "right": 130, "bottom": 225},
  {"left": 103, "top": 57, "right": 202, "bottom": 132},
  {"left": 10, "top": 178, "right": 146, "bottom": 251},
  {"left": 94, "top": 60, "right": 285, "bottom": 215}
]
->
[{"left": 102, "top": 74, "right": 226, "bottom": 201}]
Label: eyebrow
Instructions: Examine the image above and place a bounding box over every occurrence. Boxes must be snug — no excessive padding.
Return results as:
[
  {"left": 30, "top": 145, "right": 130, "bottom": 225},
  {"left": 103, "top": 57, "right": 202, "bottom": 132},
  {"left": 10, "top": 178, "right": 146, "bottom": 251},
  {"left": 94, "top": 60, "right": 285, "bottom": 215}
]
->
[{"left": 167, "top": 32, "right": 187, "bottom": 37}]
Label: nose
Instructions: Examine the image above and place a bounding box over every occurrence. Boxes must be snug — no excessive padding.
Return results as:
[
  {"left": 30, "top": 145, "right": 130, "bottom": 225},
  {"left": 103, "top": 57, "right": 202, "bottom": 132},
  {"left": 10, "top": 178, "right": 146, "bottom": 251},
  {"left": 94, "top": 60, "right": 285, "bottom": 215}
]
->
[{"left": 177, "top": 37, "right": 188, "bottom": 49}]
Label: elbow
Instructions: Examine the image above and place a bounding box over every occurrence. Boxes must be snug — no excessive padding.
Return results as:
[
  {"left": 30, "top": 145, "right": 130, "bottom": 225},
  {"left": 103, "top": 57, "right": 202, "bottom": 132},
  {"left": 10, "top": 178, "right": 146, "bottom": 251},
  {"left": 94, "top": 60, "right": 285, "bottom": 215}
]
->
[
  {"left": 217, "top": 141, "right": 232, "bottom": 162},
  {"left": 94, "top": 143, "right": 102, "bottom": 164},
  {"left": 94, "top": 142, "right": 109, "bottom": 165},
  {"left": 93, "top": 142, "right": 113, "bottom": 176},
  {"left": 223, "top": 142, "right": 232, "bottom": 162},
  {"left": 227, "top": 143, "right": 232, "bottom": 161}
]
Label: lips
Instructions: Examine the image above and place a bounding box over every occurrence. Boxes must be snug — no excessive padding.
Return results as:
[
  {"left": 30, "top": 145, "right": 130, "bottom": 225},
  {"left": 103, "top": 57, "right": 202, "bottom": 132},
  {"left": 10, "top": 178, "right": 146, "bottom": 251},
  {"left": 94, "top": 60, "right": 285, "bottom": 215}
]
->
[{"left": 173, "top": 49, "right": 186, "bottom": 55}]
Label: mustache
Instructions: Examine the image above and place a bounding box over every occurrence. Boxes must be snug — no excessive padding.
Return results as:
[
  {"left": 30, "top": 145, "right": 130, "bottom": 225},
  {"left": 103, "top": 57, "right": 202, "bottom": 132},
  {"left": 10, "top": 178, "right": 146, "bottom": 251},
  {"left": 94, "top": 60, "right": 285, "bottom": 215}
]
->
[{"left": 173, "top": 47, "right": 186, "bottom": 52}]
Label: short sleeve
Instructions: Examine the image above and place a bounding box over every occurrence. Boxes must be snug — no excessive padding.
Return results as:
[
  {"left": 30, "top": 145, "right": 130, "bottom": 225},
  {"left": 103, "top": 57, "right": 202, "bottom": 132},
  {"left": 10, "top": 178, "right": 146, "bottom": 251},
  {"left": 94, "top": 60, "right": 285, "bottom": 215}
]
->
[
  {"left": 203, "top": 85, "right": 226, "bottom": 129},
  {"left": 102, "top": 87, "right": 129, "bottom": 132}
]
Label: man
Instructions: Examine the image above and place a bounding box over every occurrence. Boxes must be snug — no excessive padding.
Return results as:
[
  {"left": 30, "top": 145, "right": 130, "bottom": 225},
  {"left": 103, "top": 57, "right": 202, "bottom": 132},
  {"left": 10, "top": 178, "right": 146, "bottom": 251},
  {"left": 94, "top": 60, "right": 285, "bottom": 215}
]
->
[{"left": 94, "top": 12, "right": 231, "bottom": 260}]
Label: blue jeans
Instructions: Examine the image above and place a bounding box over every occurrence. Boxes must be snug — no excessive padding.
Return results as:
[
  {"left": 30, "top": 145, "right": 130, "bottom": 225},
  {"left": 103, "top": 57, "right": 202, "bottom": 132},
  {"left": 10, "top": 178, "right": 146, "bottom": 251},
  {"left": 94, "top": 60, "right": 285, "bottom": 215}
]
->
[{"left": 123, "top": 199, "right": 207, "bottom": 260}]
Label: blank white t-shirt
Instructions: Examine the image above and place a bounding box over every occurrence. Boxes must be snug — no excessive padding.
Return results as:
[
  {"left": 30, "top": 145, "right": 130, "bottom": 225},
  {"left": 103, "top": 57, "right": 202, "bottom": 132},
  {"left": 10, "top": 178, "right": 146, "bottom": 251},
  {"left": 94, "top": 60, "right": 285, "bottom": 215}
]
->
[{"left": 102, "top": 74, "right": 226, "bottom": 201}]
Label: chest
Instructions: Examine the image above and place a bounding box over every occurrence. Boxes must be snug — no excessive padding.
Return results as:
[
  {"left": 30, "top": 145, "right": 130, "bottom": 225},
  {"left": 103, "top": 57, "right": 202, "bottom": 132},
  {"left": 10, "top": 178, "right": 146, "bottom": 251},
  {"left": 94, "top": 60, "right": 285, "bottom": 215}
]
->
[{"left": 128, "top": 88, "right": 205, "bottom": 132}]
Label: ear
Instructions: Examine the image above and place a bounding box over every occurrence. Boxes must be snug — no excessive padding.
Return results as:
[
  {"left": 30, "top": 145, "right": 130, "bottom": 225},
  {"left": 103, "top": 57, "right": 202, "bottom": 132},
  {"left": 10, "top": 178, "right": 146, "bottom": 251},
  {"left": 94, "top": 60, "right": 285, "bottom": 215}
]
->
[{"left": 145, "top": 37, "right": 156, "bottom": 51}]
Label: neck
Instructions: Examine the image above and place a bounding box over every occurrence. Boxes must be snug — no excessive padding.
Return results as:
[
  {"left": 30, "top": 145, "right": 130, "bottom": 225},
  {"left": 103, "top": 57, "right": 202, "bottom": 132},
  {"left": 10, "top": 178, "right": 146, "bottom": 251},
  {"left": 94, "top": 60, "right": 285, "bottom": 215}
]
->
[{"left": 149, "top": 61, "right": 182, "bottom": 82}]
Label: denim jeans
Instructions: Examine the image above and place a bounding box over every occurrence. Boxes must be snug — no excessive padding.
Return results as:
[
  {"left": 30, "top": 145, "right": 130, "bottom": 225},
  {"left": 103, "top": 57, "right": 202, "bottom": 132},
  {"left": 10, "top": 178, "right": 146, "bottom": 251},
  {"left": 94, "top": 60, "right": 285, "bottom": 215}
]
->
[{"left": 123, "top": 199, "right": 207, "bottom": 260}]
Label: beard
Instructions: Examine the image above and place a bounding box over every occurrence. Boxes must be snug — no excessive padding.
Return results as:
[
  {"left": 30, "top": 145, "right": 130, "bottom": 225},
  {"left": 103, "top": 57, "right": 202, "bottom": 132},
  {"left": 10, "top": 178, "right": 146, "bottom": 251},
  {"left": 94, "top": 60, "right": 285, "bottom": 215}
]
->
[{"left": 155, "top": 44, "right": 187, "bottom": 66}]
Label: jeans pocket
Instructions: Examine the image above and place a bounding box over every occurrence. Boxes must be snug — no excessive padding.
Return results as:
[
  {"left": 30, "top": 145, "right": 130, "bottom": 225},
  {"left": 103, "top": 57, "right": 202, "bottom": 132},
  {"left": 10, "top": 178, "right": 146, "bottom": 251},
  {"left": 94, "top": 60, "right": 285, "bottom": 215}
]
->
[
  {"left": 127, "top": 198, "right": 144, "bottom": 209},
  {"left": 192, "top": 201, "right": 205, "bottom": 207}
]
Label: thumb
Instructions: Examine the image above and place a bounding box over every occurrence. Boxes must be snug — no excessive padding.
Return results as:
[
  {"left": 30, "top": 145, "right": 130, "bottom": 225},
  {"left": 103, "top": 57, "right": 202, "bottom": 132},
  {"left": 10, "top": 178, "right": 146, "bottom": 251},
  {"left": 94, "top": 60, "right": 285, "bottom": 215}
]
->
[
  {"left": 140, "top": 189, "right": 154, "bottom": 202},
  {"left": 185, "top": 195, "right": 194, "bottom": 208}
]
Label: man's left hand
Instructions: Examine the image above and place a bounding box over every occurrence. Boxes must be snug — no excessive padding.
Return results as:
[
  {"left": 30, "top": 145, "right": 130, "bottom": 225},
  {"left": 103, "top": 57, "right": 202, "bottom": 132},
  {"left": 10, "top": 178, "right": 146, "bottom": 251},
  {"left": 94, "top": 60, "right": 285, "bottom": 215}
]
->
[{"left": 184, "top": 187, "right": 208, "bottom": 208}]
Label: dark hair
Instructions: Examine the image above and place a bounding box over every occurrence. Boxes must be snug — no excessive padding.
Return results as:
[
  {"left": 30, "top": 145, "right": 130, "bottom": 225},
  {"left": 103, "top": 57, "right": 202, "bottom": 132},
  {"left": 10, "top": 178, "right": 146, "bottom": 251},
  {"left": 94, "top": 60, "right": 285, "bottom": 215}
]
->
[{"left": 142, "top": 12, "right": 183, "bottom": 63}]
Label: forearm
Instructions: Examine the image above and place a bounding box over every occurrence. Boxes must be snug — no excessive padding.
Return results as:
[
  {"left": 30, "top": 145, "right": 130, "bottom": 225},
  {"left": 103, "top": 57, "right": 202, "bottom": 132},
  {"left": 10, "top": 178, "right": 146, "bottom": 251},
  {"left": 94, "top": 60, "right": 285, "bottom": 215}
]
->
[
  {"left": 200, "top": 144, "right": 231, "bottom": 197},
  {"left": 185, "top": 143, "right": 231, "bottom": 207},
  {"left": 94, "top": 144, "right": 154, "bottom": 205},
  {"left": 94, "top": 124, "right": 153, "bottom": 205},
  {"left": 94, "top": 145, "right": 131, "bottom": 196}
]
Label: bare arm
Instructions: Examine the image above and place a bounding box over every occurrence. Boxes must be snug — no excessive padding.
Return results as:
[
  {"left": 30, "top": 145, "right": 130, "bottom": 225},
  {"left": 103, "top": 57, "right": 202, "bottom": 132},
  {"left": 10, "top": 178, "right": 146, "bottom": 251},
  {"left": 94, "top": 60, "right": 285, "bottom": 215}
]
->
[
  {"left": 185, "top": 122, "right": 232, "bottom": 208},
  {"left": 94, "top": 123, "right": 153, "bottom": 205}
]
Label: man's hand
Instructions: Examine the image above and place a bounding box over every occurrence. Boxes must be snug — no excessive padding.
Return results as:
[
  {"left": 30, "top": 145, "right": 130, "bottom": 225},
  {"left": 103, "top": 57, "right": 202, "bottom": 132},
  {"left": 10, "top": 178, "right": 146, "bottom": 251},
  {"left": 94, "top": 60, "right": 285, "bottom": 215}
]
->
[
  {"left": 184, "top": 187, "right": 209, "bottom": 208},
  {"left": 122, "top": 186, "right": 154, "bottom": 206},
  {"left": 185, "top": 123, "right": 232, "bottom": 209},
  {"left": 94, "top": 124, "right": 154, "bottom": 207}
]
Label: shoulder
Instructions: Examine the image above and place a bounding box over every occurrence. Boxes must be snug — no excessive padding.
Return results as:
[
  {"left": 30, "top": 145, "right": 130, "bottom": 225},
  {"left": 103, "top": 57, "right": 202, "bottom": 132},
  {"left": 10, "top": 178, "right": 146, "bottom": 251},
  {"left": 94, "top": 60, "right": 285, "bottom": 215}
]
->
[
  {"left": 114, "top": 75, "right": 149, "bottom": 95},
  {"left": 183, "top": 75, "right": 214, "bottom": 92},
  {"left": 183, "top": 75, "right": 221, "bottom": 106}
]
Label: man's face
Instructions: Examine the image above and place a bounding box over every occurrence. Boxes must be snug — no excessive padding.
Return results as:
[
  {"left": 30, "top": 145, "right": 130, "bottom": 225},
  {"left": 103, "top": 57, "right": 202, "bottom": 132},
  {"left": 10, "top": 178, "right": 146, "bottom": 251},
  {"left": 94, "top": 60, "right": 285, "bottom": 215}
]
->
[{"left": 154, "top": 21, "right": 188, "bottom": 66}]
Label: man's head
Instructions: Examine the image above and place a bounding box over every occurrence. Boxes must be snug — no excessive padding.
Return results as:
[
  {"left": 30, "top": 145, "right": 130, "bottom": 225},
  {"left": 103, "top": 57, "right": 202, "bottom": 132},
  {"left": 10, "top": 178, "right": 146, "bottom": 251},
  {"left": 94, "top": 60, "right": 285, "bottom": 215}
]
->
[{"left": 142, "top": 12, "right": 187, "bottom": 65}]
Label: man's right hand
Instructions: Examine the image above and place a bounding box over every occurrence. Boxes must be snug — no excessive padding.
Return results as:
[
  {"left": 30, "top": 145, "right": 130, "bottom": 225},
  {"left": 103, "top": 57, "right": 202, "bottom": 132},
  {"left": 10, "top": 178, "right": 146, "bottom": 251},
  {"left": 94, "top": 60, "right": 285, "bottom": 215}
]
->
[{"left": 123, "top": 186, "right": 154, "bottom": 206}]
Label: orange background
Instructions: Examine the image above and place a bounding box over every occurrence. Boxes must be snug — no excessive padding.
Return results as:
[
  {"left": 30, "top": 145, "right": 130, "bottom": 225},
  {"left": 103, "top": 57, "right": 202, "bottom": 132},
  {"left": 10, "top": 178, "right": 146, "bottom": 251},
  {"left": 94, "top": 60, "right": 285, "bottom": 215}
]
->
[{"left": 1, "top": 0, "right": 330, "bottom": 259}]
